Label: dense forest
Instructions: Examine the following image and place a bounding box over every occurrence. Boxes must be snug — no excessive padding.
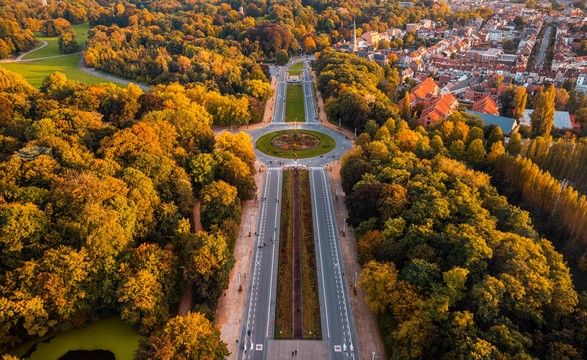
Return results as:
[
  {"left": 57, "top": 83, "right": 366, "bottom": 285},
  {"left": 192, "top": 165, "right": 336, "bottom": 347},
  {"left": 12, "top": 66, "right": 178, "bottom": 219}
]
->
[
  {"left": 342, "top": 117, "right": 587, "bottom": 359},
  {"left": 2, "top": 0, "right": 575, "bottom": 358},
  {"left": 0, "top": 68, "right": 257, "bottom": 355},
  {"left": 315, "top": 50, "right": 401, "bottom": 131}
]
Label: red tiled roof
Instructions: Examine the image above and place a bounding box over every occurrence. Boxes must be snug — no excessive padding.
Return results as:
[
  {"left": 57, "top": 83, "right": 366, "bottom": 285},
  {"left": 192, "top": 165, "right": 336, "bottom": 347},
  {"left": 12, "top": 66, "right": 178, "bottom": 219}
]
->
[
  {"left": 418, "top": 93, "right": 459, "bottom": 127},
  {"left": 398, "top": 77, "right": 438, "bottom": 109},
  {"left": 472, "top": 95, "right": 500, "bottom": 116},
  {"left": 411, "top": 77, "right": 438, "bottom": 101}
]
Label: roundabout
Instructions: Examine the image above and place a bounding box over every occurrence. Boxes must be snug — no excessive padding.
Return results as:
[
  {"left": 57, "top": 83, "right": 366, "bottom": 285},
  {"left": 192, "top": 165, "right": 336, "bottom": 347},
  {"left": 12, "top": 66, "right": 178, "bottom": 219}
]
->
[{"left": 256, "top": 129, "right": 336, "bottom": 159}]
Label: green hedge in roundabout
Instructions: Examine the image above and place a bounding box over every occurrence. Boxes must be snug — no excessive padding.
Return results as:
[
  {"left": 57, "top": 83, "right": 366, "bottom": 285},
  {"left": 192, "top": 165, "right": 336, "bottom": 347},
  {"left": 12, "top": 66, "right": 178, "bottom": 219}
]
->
[{"left": 255, "top": 130, "right": 335, "bottom": 159}]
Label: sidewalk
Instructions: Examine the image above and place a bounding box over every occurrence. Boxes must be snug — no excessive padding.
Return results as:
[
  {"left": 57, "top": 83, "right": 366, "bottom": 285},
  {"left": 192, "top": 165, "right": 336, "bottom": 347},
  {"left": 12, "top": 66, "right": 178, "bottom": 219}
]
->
[
  {"left": 307, "top": 67, "right": 356, "bottom": 140},
  {"left": 212, "top": 67, "right": 278, "bottom": 135},
  {"left": 215, "top": 161, "right": 266, "bottom": 358},
  {"left": 327, "top": 162, "right": 387, "bottom": 360}
]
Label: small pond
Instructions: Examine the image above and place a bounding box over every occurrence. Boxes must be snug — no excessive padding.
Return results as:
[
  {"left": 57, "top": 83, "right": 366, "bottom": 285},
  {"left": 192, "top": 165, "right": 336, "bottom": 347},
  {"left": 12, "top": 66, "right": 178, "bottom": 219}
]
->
[{"left": 10, "top": 317, "right": 143, "bottom": 360}]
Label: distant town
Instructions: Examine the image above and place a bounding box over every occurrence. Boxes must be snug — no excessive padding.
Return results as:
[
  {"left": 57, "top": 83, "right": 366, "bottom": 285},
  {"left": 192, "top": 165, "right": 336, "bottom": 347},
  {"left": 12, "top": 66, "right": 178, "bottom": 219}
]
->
[{"left": 334, "top": 0, "right": 586, "bottom": 134}]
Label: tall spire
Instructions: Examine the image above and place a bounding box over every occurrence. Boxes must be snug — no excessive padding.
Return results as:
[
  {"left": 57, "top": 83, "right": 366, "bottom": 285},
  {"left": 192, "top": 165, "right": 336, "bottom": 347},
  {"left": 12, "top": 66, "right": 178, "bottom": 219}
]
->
[{"left": 352, "top": 19, "right": 357, "bottom": 52}]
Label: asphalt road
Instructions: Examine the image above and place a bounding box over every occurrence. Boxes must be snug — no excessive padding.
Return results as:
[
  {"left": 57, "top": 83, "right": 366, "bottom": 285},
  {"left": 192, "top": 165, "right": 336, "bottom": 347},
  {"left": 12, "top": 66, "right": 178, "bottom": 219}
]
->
[
  {"left": 238, "top": 58, "right": 358, "bottom": 359},
  {"left": 310, "top": 168, "right": 359, "bottom": 358},
  {"left": 272, "top": 65, "right": 289, "bottom": 123},
  {"left": 302, "top": 60, "right": 319, "bottom": 123},
  {"left": 239, "top": 169, "right": 282, "bottom": 359},
  {"left": 536, "top": 25, "right": 552, "bottom": 69}
]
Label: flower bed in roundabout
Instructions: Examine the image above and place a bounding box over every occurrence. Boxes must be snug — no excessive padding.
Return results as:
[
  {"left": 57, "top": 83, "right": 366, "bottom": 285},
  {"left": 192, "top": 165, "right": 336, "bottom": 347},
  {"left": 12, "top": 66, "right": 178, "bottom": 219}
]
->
[{"left": 255, "top": 130, "right": 335, "bottom": 159}]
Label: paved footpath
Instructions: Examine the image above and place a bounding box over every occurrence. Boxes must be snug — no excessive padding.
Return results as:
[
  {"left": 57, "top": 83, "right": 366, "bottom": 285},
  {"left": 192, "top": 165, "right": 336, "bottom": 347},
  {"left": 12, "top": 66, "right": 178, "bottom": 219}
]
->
[{"left": 215, "top": 161, "right": 267, "bottom": 358}]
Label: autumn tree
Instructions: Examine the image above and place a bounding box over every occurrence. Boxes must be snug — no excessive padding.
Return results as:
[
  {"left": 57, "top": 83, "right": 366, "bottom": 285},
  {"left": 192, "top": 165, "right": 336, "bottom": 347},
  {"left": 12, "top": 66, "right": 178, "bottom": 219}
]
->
[
  {"left": 486, "top": 126, "right": 504, "bottom": 151},
  {"left": 531, "top": 84, "right": 556, "bottom": 136},
  {"left": 506, "top": 132, "right": 522, "bottom": 156},
  {"left": 58, "top": 29, "right": 80, "bottom": 54},
  {"left": 136, "top": 312, "right": 229, "bottom": 360},
  {"left": 199, "top": 180, "right": 241, "bottom": 228},
  {"left": 499, "top": 85, "right": 527, "bottom": 119},
  {"left": 117, "top": 244, "right": 179, "bottom": 334}
]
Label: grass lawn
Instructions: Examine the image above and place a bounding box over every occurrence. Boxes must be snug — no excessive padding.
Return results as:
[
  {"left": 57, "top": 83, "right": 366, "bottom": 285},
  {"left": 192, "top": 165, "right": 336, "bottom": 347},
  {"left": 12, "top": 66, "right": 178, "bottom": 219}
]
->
[
  {"left": 256, "top": 130, "right": 336, "bottom": 159},
  {"left": 285, "top": 84, "right": 305, "bottom": 122},
  {"left": 275, "top": 170, "right": 294, "bottom": 338},
  {"left": 0, "top": 54, "right": 112, "bottom": 88},
  {"left": 299, "top": 170, "right": 321, "bottom": 339},
  {"left": 288, "top": 62, "right": 304, "bottom": 76},
  {"left": 9, "top": 317, "right": 144, "bottom": 360},
  {"left": 22, "top": 23, "right": 90, "bottom": 60}
]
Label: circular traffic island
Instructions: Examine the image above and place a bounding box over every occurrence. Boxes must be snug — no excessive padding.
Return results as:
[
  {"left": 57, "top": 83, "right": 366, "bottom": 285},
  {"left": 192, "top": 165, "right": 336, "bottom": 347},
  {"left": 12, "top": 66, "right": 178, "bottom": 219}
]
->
[{"left": 256, "top": 130, "right": 335, "bottom": 159}]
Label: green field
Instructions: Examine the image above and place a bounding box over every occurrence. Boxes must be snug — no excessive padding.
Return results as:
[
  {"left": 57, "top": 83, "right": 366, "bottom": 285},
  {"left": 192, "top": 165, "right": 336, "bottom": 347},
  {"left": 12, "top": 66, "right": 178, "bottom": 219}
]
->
[
  {"left": 0, "top": 54, "right": 111, "bottom": 88},
  {"left": 9, "top": 317, "right": 144, "bottom": 360},
  {"left": 256, "top": 130, "right": 336, "bottom": 159},
  {"left": 288, "top": 62, "right": 304, "bottom": 75},
  {"left": 22, "top": 23, "right": 89, "bottom": 60},
  {"left": 285, "top": 84, "right": 305, "bottom": 122}
]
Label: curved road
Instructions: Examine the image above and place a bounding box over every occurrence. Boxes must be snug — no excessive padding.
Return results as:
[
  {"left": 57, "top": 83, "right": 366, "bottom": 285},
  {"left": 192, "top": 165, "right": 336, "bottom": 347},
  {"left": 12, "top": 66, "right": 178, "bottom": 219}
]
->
[
  {"left": 2, "top": 39, "right": 150, "bottom": 91},
  {"left": 238, "top": 59, "right": 359, "bottom": 360}
]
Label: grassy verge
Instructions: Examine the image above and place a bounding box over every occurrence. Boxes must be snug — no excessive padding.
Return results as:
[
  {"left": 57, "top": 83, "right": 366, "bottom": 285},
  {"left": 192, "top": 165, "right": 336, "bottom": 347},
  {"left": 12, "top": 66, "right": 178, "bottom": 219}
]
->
[
  {"left": 275, "top": 170, "right": 294, "bottom": 338},
  {"left": 288, "top": 62, "right": 303, "bottom": 75},
  {"left": 256, "top": 130, "right": 336, "bottom": 159},
  {"left": 23, "top": 23, "right": 89, "bottom": 60},
  {"left": 285, "top": 84, "right": 305, "bottom": 122},
  {"left": 9, "top": 317, "right": 143, "bottom": 360},
  {"left": 299, "top": 170, "right": 321, "bottom": 339},
  {"left": 0, "top": 54, "right": 112, "bottom": 88}
]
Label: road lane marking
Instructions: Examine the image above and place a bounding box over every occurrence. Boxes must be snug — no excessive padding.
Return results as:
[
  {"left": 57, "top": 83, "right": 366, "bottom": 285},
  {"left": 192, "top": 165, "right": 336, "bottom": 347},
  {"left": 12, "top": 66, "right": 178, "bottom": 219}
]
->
[
  {"left": 310, "top": 170, "right": 330, "bottom": 338},
  {"left": 266, "top": 169, "right": 281, "bottom": 338},
  {"left": 320, "top": 169, "right": 356, "bottom": 359},
  {"left": 241, "top": 170, "right": 272, "bottom": 360}
]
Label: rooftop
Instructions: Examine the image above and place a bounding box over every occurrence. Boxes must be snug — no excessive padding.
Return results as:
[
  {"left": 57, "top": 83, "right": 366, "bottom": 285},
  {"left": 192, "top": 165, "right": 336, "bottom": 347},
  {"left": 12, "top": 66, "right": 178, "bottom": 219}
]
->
[{"left": 467, "top": 111, "right": 517, "bottom": 134}]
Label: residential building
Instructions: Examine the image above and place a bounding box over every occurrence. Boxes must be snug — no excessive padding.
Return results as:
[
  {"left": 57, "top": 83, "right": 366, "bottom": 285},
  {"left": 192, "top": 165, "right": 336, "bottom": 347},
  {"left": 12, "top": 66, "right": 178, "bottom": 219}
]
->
[
  {"left": 418, "top": 93, "right": 459, "bottom": 127},
  {"left": 520, "top": 109, "right": 573, "bottom": 129},
  {"left": 471, "top": 95, "right": 500, "bottom": 116}
]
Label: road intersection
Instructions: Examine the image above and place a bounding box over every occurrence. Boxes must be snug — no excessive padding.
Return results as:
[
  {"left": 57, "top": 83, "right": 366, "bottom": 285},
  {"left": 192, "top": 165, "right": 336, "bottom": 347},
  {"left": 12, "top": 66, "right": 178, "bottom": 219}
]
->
[{"left": 238, "top": 59, "right": 358, "bottom": 360}]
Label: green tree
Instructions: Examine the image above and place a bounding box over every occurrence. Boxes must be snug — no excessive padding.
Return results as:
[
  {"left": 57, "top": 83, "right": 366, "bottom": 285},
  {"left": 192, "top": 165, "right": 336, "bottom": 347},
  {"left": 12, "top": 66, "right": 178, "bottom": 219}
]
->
[
  {"left": 486, "top": 126, "right": 504, "bottom": 151},
  {"left": 466, "top": 127, "right": 484, "bottom": 146},
  {"left": 505, "top": 132, "right": 522, "bottom": 155},
  {"left": 449, "top": 140, "right": 465, "bottom": 161},
  {"left": 499, "top": 86, "right": 527, "bottom": 119},
  {"left": 58, "top": 29, "right": 80, "bottom": 54},
  {"left": 466, "top": 139, "right": 485, "bottom": 166},
  {"left": 189, "top": 153, "right": 216, "bottom": 191},
  {"left": 199, "top": 181, "right": 241, "bottom": 228},
  {"left": 275, "top": 49, "right": 289, "bottom": 65}
]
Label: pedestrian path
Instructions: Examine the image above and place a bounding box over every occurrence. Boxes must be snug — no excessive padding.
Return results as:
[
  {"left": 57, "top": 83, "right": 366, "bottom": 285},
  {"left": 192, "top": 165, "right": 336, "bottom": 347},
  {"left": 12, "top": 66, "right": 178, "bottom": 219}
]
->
[{"left": 266, "top": 166, "right": 325, "bottom": 171}]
